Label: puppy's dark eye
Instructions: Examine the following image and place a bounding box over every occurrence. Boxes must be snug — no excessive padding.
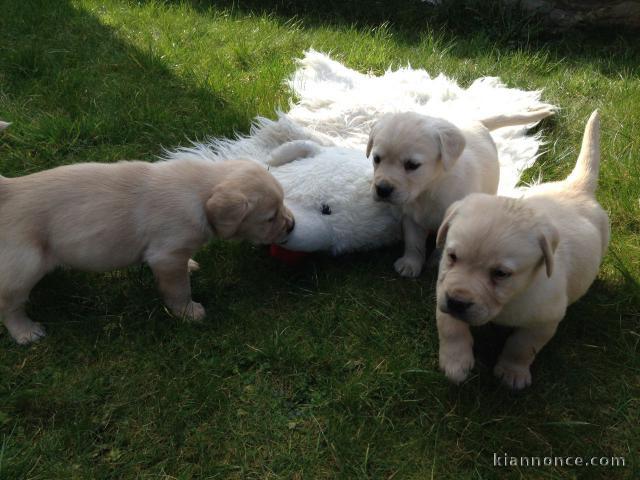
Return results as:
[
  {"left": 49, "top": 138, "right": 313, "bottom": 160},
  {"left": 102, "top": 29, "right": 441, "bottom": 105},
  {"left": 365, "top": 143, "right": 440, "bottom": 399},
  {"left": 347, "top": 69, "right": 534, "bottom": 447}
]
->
[
  {"left": 373, "top": 154, "right": 381, "bottom": 164},
  {"left": 491, "top": 268, "right": 511, "bottom": 279},
  {"left": 404, "top": 160, "right": 420, "bottom": 171},
  {"left": 321, "top": 204, "right": 332, "bottom": 215},
  {"left": 448, "top": 252, "right": 457, "bottom": 263},
  {"left": 267, "top": 214, "right": 276, "bottom": 223}
]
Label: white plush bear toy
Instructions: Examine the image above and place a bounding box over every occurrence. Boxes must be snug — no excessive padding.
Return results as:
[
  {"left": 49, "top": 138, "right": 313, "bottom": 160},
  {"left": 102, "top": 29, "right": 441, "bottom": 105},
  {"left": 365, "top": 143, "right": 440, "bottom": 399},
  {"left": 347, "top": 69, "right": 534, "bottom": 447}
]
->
[
  {"left": 167, "top": 51, "right": 553, "bottom": 256},
  {"left": 266, "top": 139, "right": 401, "bottom": 254}
]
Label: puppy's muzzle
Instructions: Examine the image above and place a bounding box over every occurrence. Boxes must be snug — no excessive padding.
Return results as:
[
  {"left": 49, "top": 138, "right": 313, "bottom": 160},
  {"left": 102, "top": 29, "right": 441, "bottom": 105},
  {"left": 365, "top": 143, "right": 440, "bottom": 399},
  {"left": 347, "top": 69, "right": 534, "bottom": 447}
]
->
[
  {"left": 443, "top": 293, "right": 474, "bottom": 320},
  {"left": 375, "top": 182, "right": 394, "bottom": 200}
]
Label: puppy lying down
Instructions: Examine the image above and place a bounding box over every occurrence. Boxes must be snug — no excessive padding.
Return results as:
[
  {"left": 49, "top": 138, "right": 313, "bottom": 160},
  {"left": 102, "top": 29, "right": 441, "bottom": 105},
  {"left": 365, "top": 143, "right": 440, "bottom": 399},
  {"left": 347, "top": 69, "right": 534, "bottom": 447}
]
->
[
  {"left": 0, "top": 149, "right": 294, "bottom": 344},
  {"left": 435, "top": 111, "right": 608, "bottom": 389}
]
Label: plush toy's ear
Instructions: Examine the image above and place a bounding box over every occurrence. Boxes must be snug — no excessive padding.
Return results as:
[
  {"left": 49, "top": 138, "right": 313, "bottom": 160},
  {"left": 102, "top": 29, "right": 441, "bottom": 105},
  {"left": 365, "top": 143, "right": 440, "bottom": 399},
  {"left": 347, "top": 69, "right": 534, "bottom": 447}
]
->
[
  {"left": 268, "top": 140, "right": 321, "bottom": 167},
  {"left": 436, "top": 120, "right": 466, "bottom": 170},
  {"left": 206, "top": 187, "right": 251, "bottom": 239},
  {"left": 538, "top": 223, "right": 560, "bottom": 278},
  {"left": 436, "top": 200, "right": 462, "bottom": 249}
]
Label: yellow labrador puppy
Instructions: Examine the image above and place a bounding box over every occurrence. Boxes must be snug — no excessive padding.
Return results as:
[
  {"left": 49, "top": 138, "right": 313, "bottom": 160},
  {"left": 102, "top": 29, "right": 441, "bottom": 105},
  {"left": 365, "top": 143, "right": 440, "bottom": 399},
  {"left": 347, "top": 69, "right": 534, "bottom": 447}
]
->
[
  {"left": 435, "top": 111, "right": 608, "bottom": 389},
  {"left": 0, "top": 152, "right": 294, "bottom": 344},
  {"left": 367, "top": 107, "right": 555, "bottom": 277}
]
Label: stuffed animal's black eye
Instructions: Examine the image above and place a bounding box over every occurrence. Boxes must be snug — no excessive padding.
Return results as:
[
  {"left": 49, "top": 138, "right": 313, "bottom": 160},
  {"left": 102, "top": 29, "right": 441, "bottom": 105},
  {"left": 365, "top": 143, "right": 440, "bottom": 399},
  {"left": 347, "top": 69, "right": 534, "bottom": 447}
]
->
[
  {"left": 404, "top": 160, "right": 420, "bottom": 171},
  {"left": 448, "top": 252, "right": 457, "bottom": 263},
  {"left": 373, "top": 154, "right": 381, "bottom": 164},
  {"left": 321, "top": 204, "right": 332, "bottom": 215}
]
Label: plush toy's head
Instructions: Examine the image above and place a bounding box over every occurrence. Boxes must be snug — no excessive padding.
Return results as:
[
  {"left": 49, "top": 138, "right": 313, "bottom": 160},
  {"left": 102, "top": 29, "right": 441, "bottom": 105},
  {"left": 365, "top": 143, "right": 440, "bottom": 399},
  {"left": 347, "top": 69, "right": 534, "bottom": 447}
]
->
[{"left": 267, "top": 141, "right": 402, "bottom": 255}]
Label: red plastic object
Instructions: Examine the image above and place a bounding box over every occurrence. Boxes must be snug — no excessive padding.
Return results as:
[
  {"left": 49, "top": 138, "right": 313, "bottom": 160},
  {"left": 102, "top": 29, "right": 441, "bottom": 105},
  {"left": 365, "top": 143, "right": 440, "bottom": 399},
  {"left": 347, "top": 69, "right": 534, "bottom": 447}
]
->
[{"left": 269, "top": 244, "right": 310, "bottom": 266}]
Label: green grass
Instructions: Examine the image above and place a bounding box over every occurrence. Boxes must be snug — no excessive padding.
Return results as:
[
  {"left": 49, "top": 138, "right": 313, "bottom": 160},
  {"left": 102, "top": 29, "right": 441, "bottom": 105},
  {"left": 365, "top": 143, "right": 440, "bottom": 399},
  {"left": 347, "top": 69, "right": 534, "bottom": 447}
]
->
[{"left": 1, "top": 0, "right": 639, "bottom": 478}]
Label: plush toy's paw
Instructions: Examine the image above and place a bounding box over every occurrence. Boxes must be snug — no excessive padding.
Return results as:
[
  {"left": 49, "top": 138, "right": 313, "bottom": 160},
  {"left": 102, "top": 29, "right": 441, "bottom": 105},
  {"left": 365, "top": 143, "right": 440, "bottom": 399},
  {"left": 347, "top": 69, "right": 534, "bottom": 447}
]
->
[
  {"left": 494, "top": 360, "right": 532, "bottom": 390},
  {"left": 439, "top": 342, "right": 475, "bottom": 384},
  {"left": 7, "top": 320, "right": 46, "bottom": 345},
  {"left": 394, "top": 256, "right": 424, "bottom": 278}
]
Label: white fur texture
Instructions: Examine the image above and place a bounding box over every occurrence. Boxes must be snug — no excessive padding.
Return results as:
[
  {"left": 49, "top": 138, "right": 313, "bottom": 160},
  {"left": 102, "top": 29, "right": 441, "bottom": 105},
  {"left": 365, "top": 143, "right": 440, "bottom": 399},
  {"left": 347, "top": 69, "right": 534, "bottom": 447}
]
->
[{"left": 166, "top": 50, "right": 554, "bottom": 254}]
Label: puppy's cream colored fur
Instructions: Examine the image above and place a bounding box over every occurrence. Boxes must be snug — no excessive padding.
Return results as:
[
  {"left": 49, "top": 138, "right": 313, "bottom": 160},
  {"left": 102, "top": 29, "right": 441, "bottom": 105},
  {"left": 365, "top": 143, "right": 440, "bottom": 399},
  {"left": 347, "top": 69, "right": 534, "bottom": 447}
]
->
[
  {"left": 366, "top": 108, "right": 555, "bottom": 277},
  {"left": 0, "top": 157, "right": 293, "bottom": 344},
  {"left": 435, "top": 111, "right": 608, "bottom": 389}
]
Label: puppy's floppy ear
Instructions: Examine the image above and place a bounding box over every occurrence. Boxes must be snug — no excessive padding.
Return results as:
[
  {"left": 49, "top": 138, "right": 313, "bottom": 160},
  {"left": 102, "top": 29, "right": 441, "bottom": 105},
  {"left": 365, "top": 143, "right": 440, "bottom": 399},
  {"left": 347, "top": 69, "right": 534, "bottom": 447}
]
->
[
  {"left": 538, "top": 223, "right": 560, "bottom": 278},
  {"left": 436, "top": 120, "right": 466, "bottom": 170},
  {"left": 436, "top": 200, "right": 462, "bottom": 248},
  {"left": 206, "top": 187, "right": 251, "bottom": 239},
  {"left": 366, "top": 122, "right": 378, "bottom": 158},
  {"left": 366, "top": 115, "right": 389, "bottom": 158}
]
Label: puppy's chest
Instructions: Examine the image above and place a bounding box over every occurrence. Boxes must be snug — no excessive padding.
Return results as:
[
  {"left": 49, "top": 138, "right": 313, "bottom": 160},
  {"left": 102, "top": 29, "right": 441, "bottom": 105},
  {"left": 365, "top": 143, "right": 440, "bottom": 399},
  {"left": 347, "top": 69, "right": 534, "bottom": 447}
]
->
[
  {"left": 492, "top": 304, "right": 542, "bottom": 328},
  {"left": 493, "top": 288, "right": 565, "bottom": 328},
  {"left": 405, "top": 201, "right": 446, "bottom": 232}
]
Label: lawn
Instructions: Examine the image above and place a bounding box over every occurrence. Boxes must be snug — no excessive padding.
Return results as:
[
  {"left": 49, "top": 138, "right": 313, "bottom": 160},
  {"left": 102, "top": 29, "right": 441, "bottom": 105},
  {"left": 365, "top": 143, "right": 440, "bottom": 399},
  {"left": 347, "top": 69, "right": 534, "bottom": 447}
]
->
[{"left": 0, "top": 0, "right": 639, "bottom": 478}]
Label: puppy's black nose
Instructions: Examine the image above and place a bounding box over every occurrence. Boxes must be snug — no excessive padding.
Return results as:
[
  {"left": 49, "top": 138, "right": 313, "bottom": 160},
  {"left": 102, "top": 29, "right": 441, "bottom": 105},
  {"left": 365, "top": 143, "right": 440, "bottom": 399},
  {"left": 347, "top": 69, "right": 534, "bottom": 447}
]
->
[
  {"left": 286, "top": 219, "right": 295, "bottom": 234},
  {"left": 375, "top": 183, "right": 394, "bottom": 199},
  {"left": 446, "top": 294, "right": 473, "bottom": 316}
]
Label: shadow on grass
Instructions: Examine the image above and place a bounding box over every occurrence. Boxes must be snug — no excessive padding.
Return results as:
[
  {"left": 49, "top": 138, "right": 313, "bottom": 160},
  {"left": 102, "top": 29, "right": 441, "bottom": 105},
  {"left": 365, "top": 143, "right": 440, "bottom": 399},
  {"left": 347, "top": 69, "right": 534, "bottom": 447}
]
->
[
  {"left": 0, "top": 0, "right": 247, "bottom": 174},
  {"left": 175, "top": 0, "right": 640, "bottom": 79}
]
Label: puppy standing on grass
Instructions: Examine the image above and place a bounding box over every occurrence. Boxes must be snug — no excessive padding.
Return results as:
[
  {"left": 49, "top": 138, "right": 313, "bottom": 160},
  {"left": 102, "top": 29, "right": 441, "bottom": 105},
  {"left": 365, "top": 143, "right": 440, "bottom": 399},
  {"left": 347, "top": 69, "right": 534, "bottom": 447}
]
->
[
  {"left": 367, "top": 108, "right": 555, "bottom": 277},
  {"left": 435, "top": 111, "right": 608, "bottom": 389},
  {"left": 0, "top": 123, "right": 294, "bottom": 345}
]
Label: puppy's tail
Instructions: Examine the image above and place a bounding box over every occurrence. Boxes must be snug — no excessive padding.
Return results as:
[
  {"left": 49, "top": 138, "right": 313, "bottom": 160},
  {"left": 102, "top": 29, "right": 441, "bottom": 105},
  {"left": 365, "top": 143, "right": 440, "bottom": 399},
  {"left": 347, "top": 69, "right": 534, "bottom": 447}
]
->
[
  {"left": 564, "top": 110, "right": 601, "bottom": 195},
  {"left": 267, "top": 140, "right": 322, "bottom": 167},
  {"left": 479, "top": 105, "right": 555, "bottom": 131}
]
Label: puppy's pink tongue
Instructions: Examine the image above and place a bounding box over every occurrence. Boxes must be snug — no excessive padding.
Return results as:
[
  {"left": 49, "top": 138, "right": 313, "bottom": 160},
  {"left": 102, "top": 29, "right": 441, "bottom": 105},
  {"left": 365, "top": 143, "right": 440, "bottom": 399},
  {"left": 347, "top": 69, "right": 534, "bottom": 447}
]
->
[{"left": 269, "top": 244, "right": 310, "bottom": 266}]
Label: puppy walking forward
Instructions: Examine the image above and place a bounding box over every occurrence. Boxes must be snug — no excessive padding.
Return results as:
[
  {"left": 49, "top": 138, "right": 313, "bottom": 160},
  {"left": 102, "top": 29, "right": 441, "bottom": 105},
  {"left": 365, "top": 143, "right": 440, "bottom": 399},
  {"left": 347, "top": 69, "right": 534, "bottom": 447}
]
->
[
  {"left": 0, "top": 150, "right": 294, "bottom": 344},
  {"left": 435, "top": 111, "right": 609, "bottom": 389}
]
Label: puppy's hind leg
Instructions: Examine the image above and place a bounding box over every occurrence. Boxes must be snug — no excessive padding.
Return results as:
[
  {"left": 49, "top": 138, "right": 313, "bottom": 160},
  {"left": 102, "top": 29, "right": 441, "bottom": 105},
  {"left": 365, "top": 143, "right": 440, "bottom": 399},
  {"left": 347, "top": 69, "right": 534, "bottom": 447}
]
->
[
  {"left": 0, "top": 248, "right": 49, "bottom": 345},
  {"left": 187, "top": 258, "right": 200, "bottom": 273},
  {"left": 148, "top": 252, "right": 206, "bottom": 322}
]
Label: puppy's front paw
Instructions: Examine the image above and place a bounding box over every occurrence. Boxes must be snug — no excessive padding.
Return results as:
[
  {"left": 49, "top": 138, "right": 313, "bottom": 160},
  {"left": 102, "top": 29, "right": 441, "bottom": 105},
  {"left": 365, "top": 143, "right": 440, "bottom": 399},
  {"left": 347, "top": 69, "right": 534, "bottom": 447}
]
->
[
  {"left": 183, "top": 301, "right": 206, "bottom": 322},
  {"left": 494, "top": 360, "right": 532, "bottom": 390},
  {"left": 439, "top": 343, "right": 475, "bottom": 384},
  {"left": 8, "top": 321, "right": 46, "bottom": 345},
  {"left": 394, "top": 256, "right": 423, "bottom": 278},
  {"left": 169, "top": 301, "right": 206, "bottom": 322}
]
